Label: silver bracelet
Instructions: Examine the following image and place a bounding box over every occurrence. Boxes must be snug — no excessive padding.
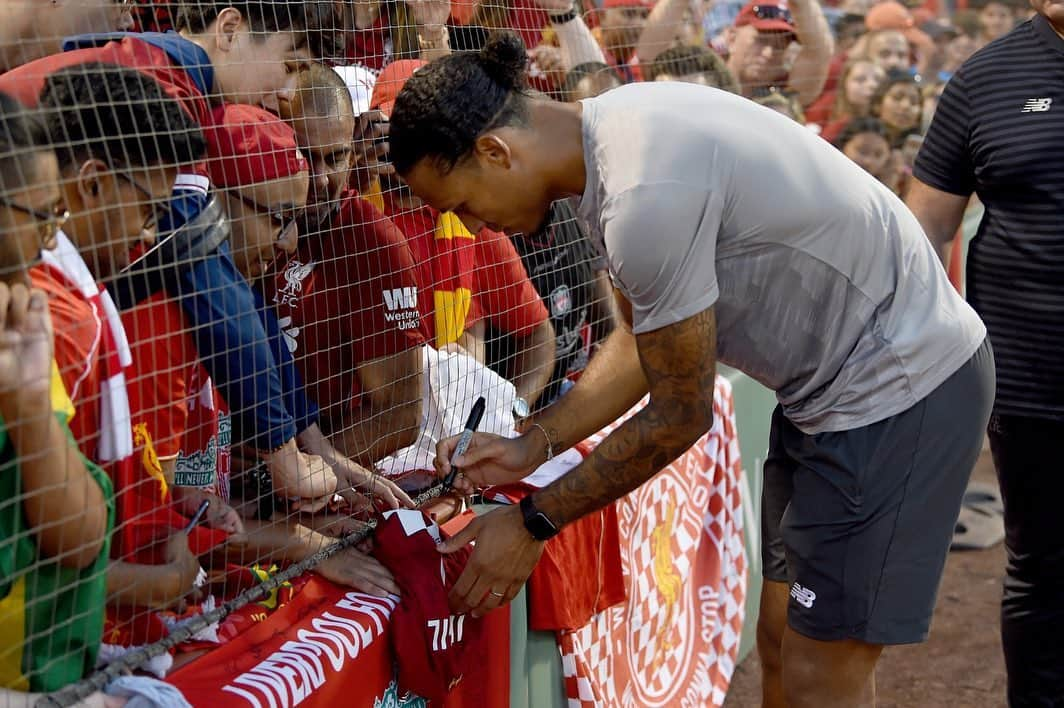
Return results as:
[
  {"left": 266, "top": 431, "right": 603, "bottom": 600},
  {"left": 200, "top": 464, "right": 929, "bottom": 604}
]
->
[{"left": 529, "top": 422, "right": 554, "bottom": 462}]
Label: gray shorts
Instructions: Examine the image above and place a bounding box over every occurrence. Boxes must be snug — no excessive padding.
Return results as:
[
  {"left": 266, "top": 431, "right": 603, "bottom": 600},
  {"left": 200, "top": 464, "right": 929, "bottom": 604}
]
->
[{"left": 761, "top": 338, "right": 995, "bottom": 645}]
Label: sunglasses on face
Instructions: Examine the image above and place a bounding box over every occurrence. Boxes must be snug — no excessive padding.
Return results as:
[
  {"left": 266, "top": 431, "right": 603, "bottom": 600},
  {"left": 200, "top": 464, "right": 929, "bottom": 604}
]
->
[
  {"left": 113, "top": 171, "right": 173, "bottom": 233},
  {"left": 232, "top": 192, "right": 303, "bottom": 243},
  {"left": 0, "top": 196, "right": 70, "bottom": 246}
]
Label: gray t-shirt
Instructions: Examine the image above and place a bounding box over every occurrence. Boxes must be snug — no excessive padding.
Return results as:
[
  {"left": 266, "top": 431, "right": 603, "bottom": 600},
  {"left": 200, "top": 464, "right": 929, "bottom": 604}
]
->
[{"left": 577, "top": 83, "right": 986, "bottom": 434}]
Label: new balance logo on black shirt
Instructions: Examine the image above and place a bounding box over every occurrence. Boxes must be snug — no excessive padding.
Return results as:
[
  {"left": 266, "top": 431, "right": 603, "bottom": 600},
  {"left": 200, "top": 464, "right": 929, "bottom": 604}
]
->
[
  {"left": 1021, "top": 97, "right": 1053, "bottom": 112},
  {"left": 915, "top": 13, "right": 1064, "bottom": 420}
]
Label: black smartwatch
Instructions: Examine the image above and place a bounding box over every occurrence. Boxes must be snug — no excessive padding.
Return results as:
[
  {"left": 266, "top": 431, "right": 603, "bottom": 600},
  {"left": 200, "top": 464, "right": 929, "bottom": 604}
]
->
[{"left": 520, "top": 495, "right": 560, "bottom": 541}]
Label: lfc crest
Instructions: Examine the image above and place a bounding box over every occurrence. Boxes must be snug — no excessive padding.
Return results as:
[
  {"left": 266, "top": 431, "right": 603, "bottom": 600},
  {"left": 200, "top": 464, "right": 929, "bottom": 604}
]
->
[
  {"left": 623, "top": 473, "right": 701, "bottom": 704},
  {"left": 373, "top": 679, "right": 426, "bottom": 708}
]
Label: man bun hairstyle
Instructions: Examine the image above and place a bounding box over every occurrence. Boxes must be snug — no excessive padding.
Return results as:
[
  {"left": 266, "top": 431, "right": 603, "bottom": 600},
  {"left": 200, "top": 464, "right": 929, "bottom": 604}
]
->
[
  {"left": 389, "top": 31, "right": 530, "bottom": 175},
  {"left": 476, "top": 31, "right": 528, "bottom": 92}
]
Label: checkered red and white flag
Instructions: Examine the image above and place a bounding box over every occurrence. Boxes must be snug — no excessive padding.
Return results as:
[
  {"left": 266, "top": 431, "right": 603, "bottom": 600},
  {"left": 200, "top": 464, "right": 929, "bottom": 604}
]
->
[{"left": 559, "top": 377, "right": 747, "bottom": 708}]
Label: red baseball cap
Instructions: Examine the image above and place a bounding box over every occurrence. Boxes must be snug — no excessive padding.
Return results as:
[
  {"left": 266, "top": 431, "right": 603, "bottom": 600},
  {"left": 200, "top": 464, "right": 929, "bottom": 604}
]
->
[
  {"left": 734, "top": 0, "right": 796, "bottom": 33},
  {"left": 866, "top": 1, "right": 933, "bottom": 45},
  {"left": 204, "top": 103, "right": 307, "bottom": 188},
  {"left": 370, "top": 59, "right": 427, "bottom": 118},
  {"left": 865, "top": 1, "right": 915, "bottom": 30}
]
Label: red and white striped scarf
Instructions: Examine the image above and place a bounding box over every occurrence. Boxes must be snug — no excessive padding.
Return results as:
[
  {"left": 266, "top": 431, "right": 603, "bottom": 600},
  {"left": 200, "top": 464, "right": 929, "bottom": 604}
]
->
[{"left": 41, "top": 231, "right": 133, "bottom": 463}]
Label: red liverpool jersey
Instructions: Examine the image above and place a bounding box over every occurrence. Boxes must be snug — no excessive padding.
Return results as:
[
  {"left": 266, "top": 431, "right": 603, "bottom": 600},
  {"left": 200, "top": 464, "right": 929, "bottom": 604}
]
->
[
  {"left": 266, "top": 192, "right": 426, "bottom": 419},
  {"left": 372, "top": 509, "right": 487, "bottom": 704}
]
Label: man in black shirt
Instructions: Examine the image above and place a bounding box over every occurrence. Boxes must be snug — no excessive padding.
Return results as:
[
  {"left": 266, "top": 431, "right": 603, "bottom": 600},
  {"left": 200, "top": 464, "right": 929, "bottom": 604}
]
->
[
  {"left": 908, "top": 1, "right": 1064, "bottom": 702},
  {"left": 487, "top": 200, "right": 616, "bottom": 411}
]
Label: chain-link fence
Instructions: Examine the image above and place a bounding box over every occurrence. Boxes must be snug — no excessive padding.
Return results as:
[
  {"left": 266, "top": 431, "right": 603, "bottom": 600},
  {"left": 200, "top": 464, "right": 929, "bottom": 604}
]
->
[{"left": 0, "top": 0, "right": 1015, "bottom": 702}]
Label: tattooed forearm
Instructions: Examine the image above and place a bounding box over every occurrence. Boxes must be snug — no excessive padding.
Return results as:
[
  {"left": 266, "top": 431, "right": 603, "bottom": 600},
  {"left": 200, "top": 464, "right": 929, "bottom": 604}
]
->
[{"left": 533, "top": 307, "right": 718, "bottom": 528}]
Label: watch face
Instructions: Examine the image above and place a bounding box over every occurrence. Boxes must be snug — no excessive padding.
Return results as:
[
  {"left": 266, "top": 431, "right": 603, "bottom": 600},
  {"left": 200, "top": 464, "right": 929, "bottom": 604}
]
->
[
  {"left": 521, "top": 495, "right": 559, "bottom": 540},
  {"left": 530, "top": 512, "right": 557, "bottom": 540},
  {"left": 513, "top": 397, "right": 530, "bottom": 419}
]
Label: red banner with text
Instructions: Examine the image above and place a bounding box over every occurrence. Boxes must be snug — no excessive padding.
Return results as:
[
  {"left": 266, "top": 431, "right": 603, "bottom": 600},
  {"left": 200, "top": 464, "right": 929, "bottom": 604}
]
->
[{"left": 167, "top": 556, "right": 509, "bottom": 707}]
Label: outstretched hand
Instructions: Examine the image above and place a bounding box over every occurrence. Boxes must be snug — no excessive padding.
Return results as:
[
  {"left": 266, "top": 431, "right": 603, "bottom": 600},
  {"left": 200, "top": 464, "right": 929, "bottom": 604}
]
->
[
  {"left": 266, "top": 448, "right": 338, "bottom": 513},
  {"left": 317, "top": 546, "right": 400, "bottom": 597},
  {"left": 341, "top": 464, "right": 416, "bottom": 510},
  {"left": 351, "top": 109, "right": 394, "bottom": 189}
]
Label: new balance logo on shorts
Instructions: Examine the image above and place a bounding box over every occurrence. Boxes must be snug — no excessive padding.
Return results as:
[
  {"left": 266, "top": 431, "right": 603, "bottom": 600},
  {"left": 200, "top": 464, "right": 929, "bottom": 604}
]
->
[
  {"left": 382, "top": 287, "right": 421, "bottom": 330},
  {"left": 790, "top": 582, "right": 817, "bottom": 609},
  {"left": 1021, "top": 98, "right": 1052, "bottom": 113}
]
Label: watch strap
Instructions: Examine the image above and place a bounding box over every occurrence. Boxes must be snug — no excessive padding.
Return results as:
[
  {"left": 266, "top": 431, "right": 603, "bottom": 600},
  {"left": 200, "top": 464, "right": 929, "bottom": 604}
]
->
[{"left": 520, "top": 495, "right": 560, "bottom": 541}]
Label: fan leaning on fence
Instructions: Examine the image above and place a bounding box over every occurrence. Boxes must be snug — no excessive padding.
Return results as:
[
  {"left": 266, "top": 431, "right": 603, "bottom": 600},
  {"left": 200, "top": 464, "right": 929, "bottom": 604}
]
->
[
  {"left": 0, "top": 88, "right": 119, "bottom": 707},
  {"left": 391, "top": 32, "right": 994, "bottom": 708}
]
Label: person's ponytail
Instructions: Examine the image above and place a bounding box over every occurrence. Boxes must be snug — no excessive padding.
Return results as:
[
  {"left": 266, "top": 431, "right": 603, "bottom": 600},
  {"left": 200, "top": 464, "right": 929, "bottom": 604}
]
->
[
  {"left": 477, "top": 31, "right": 528, "bottom": 92},
  {"left": 390, "top": 31, "right": 531, "bottom": 175}
]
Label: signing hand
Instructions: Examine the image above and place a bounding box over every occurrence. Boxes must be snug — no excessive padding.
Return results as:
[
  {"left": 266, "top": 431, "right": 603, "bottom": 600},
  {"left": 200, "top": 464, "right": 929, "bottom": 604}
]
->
[
  {"left": 438, "top": 504, "right": 544, "bottom": 617},
  {"left": 434, "top": 432, "right": 543, "bottom": 494},
  {"left": 174, "top": 487, "right": 245, "bottom": 536},
  {"left": 160, "top": 531, "right": 202, "bottom": 610}
]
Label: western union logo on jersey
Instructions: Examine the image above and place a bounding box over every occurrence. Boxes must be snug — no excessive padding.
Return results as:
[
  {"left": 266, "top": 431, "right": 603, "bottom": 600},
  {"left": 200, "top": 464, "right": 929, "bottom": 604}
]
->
[
  {"left": 383, "top": 287, "right": 421, "bottom": 331},
  {"left": 384, "top": 287, "right": 417, "bottom": 311}
]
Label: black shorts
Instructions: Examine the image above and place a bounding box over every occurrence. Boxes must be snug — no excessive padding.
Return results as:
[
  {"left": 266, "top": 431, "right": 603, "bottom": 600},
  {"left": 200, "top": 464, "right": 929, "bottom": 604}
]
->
[{"left": 761, "top": 338, "right": 995, "bottom": 645}]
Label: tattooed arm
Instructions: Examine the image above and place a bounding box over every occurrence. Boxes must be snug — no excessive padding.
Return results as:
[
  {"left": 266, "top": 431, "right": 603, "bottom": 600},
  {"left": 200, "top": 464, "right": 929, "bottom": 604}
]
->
[
  {"left": 437, "top": 306, "right": 717, "bottom": 616},
  {"left": 533, "top": 306, "right": 717, "bottom": 526},
  {"left": 435, "top": 316, "right": 650, "bottom": 488},
  {"left": 436, "top": 291, "right": 713, "bottom": 492}
]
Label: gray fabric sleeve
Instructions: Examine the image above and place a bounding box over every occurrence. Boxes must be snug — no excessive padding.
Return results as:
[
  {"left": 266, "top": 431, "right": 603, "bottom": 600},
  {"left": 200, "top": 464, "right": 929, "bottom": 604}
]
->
[{"left": 601, "top": 182, "right": 722, "bottom": 334}]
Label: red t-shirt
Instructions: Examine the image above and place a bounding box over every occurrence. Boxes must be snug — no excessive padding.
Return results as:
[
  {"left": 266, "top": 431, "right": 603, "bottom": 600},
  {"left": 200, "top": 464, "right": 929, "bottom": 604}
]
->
[
  {"left": 119, "top": 292, "right": 230, "bottom": 563},
  {"left": 266, "top": 192, "right": 425, "bottom": 418},
  {"left": 30, "top": 266, "right": 103, "bottom": 459},
  {"left": 804, "top": 51, "right": 849, "bottom": 125},
  {"left": 386, "top": 199, "right": 548, "bottom": 346},
  {"left": 470, "top": 228, "right": 549, "bottom": 338},
  {"left": 124, "top": 292, "right": 231, "bottom": 493}
]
